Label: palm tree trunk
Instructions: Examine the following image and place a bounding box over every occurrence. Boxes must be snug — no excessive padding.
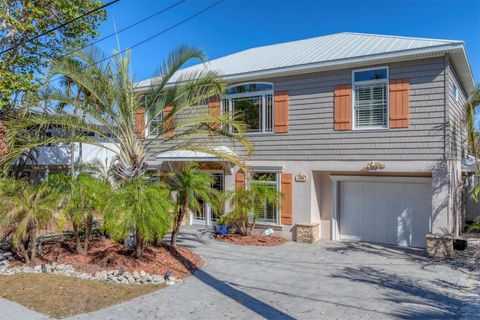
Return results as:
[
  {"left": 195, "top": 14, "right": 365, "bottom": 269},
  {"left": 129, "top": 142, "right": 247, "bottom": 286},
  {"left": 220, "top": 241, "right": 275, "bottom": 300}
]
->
[
  {"left": 22, "top": 240, "right": 30, "bottom": 264},
  {"left": 0, "top": 119, "right": 6, "bottom": 157},
  {"left": 82, "top": 214, "right": 93, "bottom": 255},
  {"left": 134, "top": 230, "right": 144, "bottom": 258},
  {"left": 29, "top": 227, "right": 37, "bottom": 265},
  {"left": 72, "top": 222, "right": 82, "bottom": 254},
  {"left": 171, "top": 201, "right": 189, "bottom": 247}
]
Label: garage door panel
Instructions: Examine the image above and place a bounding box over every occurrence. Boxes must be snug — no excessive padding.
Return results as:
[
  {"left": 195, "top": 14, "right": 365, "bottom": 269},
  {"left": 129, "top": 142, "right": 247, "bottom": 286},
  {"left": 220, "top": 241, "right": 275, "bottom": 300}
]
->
[{"left": 339, "top": 179, "right": 430, "bottom": 248}]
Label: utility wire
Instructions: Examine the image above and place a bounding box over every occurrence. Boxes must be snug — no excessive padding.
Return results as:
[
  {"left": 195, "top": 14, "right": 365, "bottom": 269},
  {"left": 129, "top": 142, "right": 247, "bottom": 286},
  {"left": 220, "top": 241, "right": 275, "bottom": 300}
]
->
[
  {"left": 57, "top": 0, "right": 186, "bottom": 61},
  {"left": 44, "top": 0, "right": 224, "bottom": 87},
  {"left": 0, "top": 0, "right": 120, "bottom": 55}
]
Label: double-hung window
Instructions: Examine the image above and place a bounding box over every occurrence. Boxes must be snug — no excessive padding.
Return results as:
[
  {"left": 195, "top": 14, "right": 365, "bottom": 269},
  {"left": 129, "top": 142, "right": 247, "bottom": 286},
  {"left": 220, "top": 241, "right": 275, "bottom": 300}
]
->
[
  {"left": 251, "top": 171, "right": 279, "bottom": 224},
  {"left": 222, "top": 83, "right": 274, "bottom": 133},
  {"left": 353, "top": 68, "right": 388, "bottom": 129}
]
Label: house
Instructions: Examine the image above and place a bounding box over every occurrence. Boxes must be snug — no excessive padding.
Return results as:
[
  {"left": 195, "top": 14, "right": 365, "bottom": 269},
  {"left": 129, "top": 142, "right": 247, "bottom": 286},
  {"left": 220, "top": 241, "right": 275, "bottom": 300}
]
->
[
  {"left": 11, "top": 126, "right": 117, "bottom": 182},
  {"left": 136, "top": 32, "right": 474, "bottom": 252}
]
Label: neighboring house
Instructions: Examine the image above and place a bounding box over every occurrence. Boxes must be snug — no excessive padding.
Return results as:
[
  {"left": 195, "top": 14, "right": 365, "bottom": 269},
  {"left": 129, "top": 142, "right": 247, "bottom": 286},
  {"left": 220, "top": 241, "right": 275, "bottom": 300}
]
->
[
  {"left": 136, "top": 32, "right": 474, "bottom": 249},
  {"left": 13, "top": 127, "right": 117, "bottom": 181}
]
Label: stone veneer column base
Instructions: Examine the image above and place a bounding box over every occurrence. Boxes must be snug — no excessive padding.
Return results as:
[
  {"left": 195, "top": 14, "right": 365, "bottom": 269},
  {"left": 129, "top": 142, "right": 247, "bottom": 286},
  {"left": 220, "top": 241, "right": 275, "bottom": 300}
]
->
[
  {"left": 426, "top": 234, "right": 455, "bottom": 260},
  {"left": 295, "top": 223, "right": 320, "bottom": 243}
]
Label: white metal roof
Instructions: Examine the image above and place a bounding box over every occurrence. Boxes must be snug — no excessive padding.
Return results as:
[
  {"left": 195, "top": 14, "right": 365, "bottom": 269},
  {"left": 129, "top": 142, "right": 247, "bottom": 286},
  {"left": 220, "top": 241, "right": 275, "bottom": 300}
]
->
[
  {"left": 137, "top": 32, "right": 474, "bottom": 93},
  {"left": 155, "top": 146, "right": 235, "bottom": 161}
]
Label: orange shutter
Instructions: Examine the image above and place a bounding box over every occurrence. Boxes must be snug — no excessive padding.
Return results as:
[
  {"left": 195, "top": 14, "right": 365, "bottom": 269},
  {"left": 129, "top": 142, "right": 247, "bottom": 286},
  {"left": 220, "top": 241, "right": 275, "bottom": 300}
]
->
[
  {"left": 235, "top": 171, "right": 245, "bottom": 190},
  {"left": 208, "top": 97, "right": 221, "bottom": 129},
  {"left": 334, "top": 85, "right": 352, "bottom": 131},
  {"left": 280, "top": 173, "right": 292, "bottom": 225},
  {"left": 389, "top": 79, "right": 410, "bottom": 128},
  {"left": 163, "top": 105, "right": 175, "bottom": 138},
  {"left": 135, "top": 108, "right": 146, "bottom": 139},
  {"left": 274, "top": 91, "right": 289, "bottom": 133}
]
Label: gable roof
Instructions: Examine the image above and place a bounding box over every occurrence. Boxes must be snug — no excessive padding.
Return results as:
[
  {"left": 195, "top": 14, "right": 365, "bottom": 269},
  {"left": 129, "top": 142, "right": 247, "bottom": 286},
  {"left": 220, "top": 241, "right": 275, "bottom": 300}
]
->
[{"left": 137, "top": 32, "right": 474, "bottom": 94}]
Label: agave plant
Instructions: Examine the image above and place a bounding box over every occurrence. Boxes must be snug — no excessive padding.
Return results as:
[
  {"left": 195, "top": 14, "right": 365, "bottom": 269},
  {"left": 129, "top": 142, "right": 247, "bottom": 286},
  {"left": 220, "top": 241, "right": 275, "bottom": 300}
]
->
[{"left": 2, "top": 46, "right": 252, "bottom": 180}]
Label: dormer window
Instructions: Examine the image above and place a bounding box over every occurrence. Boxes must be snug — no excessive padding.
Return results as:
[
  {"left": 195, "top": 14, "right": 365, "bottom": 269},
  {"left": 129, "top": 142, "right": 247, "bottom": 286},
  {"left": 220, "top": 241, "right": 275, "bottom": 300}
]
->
[{"left": 222, "top": 83, "right": 274, "bottom": 133}]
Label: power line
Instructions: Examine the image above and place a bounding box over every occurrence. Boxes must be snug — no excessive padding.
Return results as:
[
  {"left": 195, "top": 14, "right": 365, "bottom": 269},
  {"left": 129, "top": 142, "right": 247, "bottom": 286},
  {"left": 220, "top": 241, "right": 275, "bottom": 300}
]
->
[
  {"left": 0, "top": 0, "right": 120, "bottom": 55},
  {"left": 45, "top": 0, "right": 224, "bottom": 87},
  {"left": 57, "top": 0, "right": 186, "bottom": 61}
]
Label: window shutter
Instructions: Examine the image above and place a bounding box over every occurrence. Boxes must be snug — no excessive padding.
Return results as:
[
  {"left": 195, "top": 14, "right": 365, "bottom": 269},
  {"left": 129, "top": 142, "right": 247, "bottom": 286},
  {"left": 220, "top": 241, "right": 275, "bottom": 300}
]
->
[
  {"left": 135, "top": 108, "right": 146, "bottom": 139},
  {"left": 163, "top": 105, "right": 175, "bottom": 138},
  {"left": 334, "top": 85, "right": 352, "bottom": 131},
  {"left": 389, "top": 79, "right": 410, "bottom": 128},
  {"left": 274, "top": 91, "right": 289, "bottom": 133},
  {"left": 280, "top": 173, "right": 292, "bottom": 225},
  {"left": 208, "top": 97, "right": 221, "bottom": 129},
  {"left": 235, "top": 171, "right": 245, "bottom": 190}
]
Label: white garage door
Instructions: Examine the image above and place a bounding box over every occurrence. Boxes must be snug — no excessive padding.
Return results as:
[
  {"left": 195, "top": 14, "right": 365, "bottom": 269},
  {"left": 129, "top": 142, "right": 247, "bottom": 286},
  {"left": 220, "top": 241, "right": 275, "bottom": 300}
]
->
[{"left": 339, "top": 178, "right": 431, "bottom": 248}]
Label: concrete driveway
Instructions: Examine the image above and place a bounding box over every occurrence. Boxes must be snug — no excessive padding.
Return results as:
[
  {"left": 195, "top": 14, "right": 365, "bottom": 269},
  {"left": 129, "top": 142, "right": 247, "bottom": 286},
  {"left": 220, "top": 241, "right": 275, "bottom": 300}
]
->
[{"left": 3, "top": 227, "right": 479, "bottom": 319}]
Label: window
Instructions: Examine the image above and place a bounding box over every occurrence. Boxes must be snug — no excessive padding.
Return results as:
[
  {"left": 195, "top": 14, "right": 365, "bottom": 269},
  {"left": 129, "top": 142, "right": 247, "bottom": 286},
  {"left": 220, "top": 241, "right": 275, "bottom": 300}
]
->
[
  {"left": 451, "top": 83, "right": 459, "bottom": 101},
  {"left": 353, "top": 68, "right": 388, "bottom": 129},
  {"left": 222, "top": 83, "right": 273, "bottom": 133},
  {"left": 148, "top": 108, "right": 163, "bottom": 136},
  {"left": 252, "top": 172, "right": 278, "bottom": 224}
]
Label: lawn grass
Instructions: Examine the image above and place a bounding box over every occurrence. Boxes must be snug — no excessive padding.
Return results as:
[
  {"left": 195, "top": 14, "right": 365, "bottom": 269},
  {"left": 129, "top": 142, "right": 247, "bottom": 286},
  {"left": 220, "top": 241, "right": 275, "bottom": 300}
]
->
[{"left": 0, "top": 273, "right": 163, "bottom": 318}]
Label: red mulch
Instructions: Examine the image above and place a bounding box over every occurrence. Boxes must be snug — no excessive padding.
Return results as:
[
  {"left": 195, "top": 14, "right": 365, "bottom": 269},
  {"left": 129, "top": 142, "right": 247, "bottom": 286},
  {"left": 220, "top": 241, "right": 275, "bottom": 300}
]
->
[
  {"left": 11, "top": 237, "right": 203, "bottom": 279},
  {"left": 215, "top": 234, "right": 287, "bottom": 246}
]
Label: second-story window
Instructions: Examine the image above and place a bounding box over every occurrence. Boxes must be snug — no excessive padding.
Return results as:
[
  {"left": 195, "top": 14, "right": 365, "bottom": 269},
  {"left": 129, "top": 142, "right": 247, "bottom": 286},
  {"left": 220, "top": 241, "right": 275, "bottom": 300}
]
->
[
  {"left": 353, "top": 68, "right": 388, "bottom": 129},
  {"left": 148, "top": 107, "right": 163, "bottom": 137},
  {"left": 222, "top": 83, "right": 273, "bottom": 133}
]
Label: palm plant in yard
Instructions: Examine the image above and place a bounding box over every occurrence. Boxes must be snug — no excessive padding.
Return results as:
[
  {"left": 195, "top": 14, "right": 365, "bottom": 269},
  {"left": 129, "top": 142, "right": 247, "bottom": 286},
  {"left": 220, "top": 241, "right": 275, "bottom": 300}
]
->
[
  {"left": 47, "top": 172, "right": 111, "bottom": 254},
  {"left": 0, "top": 178, "right": 60, "bottom": 264},
  {"left": 1, "top": 46, "right": 252, "bottom": 256},
  {"left": 465, "top": 84, "right": 480, "bottom": 231},
  {"left": 221, "top": 181, "right": 283, "bottom": 236},
  {"left": 104, "top": 178, "right": 173, "bottom": 258},
  {"left": 168, "top": 162, "right": 219, "bottom": 246},
  {"left": 2, "top": 46, "right": 251, "bottom": 178}
]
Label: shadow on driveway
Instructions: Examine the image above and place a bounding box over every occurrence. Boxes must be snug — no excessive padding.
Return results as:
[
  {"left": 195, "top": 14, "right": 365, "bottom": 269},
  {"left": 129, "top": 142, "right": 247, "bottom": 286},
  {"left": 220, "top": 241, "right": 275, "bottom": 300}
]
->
[
  {"left": 332, "top": 265, "right": 470, "bottom": 319},
  {"left": 170, "top": 243, "right": 295, "bottom": 320}
]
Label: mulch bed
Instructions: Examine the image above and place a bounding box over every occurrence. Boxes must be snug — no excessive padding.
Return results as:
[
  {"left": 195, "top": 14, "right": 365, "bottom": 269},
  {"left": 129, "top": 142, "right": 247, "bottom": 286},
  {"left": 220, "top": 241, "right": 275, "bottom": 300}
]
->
[
  {"left": 215, "top": 233, "right": 287, "bottom": 246},
  {"left": 11, "top": 237, "right": 203, "bottom": 279}
]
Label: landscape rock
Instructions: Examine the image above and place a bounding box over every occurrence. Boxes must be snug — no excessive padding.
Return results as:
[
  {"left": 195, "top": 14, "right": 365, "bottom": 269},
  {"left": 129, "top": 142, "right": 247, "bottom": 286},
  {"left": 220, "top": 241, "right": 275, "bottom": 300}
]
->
[{"left": 0, "top": 264, "right": 176, "bottom": 285}]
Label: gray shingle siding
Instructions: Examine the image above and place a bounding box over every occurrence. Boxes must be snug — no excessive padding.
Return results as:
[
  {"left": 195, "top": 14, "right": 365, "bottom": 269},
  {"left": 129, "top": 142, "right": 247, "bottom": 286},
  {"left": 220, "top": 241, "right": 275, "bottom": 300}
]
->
[
  {"left": 445, "top": 56, "right": 467, "bottom": 161},
  {"left": 144, "top": 56, "right": 454, "bottom": 163}
]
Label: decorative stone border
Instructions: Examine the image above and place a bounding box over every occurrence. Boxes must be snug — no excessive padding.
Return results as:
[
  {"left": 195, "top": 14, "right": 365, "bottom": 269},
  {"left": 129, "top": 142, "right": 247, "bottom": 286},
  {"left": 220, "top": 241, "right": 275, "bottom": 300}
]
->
[{"left": 0, "top": 258, "right": 176, "bottom": 286}]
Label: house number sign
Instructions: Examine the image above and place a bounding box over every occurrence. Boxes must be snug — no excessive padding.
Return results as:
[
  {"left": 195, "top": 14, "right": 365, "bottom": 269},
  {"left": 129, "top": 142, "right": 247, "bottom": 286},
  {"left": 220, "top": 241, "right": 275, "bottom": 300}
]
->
[{"left": 295, "top": 173, "right": 307, "bottom": 182}]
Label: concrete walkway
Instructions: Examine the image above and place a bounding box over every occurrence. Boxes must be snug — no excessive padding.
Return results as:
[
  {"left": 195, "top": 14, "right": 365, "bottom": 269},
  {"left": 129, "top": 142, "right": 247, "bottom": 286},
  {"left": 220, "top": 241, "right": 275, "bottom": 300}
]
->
[{"left": 2, "top": 227, "right": 479, "bottom": 319}]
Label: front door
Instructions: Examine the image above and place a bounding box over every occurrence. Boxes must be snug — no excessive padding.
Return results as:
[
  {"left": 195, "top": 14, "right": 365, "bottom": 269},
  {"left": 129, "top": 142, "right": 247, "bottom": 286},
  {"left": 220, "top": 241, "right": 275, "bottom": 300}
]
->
[{"left": 192, "top": 172, "right": 224, "bottom": 226}]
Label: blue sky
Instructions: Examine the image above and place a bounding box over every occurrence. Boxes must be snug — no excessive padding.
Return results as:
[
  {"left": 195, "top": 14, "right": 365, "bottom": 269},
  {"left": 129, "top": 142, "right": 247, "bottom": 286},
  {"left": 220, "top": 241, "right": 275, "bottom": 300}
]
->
[{"left": 96, "top": 0, "right": 479, "bottom": 85}]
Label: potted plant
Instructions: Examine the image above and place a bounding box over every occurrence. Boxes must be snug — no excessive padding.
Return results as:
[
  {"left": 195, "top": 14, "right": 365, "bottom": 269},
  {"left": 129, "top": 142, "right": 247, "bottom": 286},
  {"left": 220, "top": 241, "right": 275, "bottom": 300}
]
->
[{"left": 215, "top": 215, "right": 231, "bottom": 235}]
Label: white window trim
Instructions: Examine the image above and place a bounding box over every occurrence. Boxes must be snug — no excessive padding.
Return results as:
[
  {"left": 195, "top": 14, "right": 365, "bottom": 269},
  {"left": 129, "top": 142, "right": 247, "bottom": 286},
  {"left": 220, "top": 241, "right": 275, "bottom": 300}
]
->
[
  {"left": 250, "top": 170, "right": 280, "bottom": 225},
  {"left": 351, "top": 66, "right": 389, "bottom": 131},
  {"left": 451, "top": 83, "right": 459, "bottom": 102},
  {"left": 147, "top": 110, "right": 163, "bottom": 138},
  {"left": 223, "top": 82, "right": 274, "bottom": 135}
]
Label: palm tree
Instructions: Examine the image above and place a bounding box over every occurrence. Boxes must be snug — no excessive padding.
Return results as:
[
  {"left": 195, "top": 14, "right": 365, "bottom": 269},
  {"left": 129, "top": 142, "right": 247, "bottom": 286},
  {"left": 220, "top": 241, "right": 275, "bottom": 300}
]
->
[
  {"left": 47, "top": 172, "right": 111, "bottom": 254},
  {"left": 2, "top": 46, "right": 251, "bottom": 179},
  {"left": 104, "top": 178, "right": 173, "bottom": 258},
  {"left": 169, "top": 162, "right": 219, "bottom": 246},
  {"left": 222, "top": 182, "right": 283, "bottom": 236},
  {"left": 465, "top": 85, "right": 480, "bottom": 197},
  {"left": 0, "top": 178, "right": 59, "bottom": 264}
]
